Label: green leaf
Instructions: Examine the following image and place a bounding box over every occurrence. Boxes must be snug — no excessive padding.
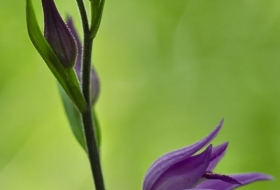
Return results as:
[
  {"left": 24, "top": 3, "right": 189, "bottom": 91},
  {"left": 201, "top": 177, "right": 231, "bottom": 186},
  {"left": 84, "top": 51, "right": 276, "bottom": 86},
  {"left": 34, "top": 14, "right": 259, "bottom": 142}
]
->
[
  {"left": 59, "top": 85, "right": 101, "bottom": 150},
  {"left": 92, "top": 108, "right": 101, "bottom": 148},
  {"left": 26, "top": 0, "right": 86, "bottom": 112},
  {"left": 90, "top": 0, "right": 105, "bottom": 39},
  {"left": 59, "top": 85, "right": 85, "bottom": 149}
]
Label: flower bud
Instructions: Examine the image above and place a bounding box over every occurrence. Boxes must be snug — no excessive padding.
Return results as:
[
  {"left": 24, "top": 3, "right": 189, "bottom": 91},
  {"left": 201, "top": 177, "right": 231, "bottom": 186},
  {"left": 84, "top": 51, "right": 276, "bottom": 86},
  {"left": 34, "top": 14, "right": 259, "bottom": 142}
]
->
[
  {"left": 90, "top": 68, "right": 100, "bottom": 105},
  {"left": 67, "top": 17, "right": 100, "bottom": 106},
  {"left": 42, "top": 0, "right": 77, "bottom": 68}
]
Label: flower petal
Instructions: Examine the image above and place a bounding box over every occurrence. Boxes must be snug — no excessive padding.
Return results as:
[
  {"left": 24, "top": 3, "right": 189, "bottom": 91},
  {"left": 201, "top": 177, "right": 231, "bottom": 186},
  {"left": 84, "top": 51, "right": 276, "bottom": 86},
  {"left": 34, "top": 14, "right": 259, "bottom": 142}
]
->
[
  {"left": 143, "top": 119, "right": 224, "bottom": 190},
  {"left": 207, "top": 142, "right": 228, "bottom": 171},
  {"left": 194, "top": 173, "right": 273, "bottom": 190},
  {"left": 151, "top": 145, "right": 212, "bottom": 190},
  {"left": 202, "top": 171, "right": 242, "bottom": 185}
]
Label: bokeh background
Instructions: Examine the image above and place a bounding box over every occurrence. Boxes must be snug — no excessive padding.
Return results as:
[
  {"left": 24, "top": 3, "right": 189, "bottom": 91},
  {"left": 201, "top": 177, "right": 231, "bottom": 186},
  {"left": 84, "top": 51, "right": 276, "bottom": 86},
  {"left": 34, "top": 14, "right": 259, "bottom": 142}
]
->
[{"left": 0, "top": 0, "right": 279, "bottom": 189}]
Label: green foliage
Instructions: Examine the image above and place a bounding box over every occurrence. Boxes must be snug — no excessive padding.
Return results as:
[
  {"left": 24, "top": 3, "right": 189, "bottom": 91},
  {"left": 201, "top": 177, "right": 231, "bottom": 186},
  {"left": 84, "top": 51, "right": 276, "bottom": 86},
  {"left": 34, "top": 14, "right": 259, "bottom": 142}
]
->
[{"left": 59, "top": 85, "right": 101, "bottom": 150}]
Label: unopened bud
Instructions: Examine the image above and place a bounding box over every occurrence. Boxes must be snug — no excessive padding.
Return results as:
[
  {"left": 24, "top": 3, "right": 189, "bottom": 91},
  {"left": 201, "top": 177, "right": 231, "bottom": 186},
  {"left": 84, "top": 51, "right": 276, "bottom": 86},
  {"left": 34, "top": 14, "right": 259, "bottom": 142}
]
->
[
  {"left": 90, "top": 68, "right": 100, "bottom": 105},
  {"left": 42, "top": 0, "right": 77, "bottom": 68},
  {"left": 67, "top": 17, "right": 100, "bottom": 105}
]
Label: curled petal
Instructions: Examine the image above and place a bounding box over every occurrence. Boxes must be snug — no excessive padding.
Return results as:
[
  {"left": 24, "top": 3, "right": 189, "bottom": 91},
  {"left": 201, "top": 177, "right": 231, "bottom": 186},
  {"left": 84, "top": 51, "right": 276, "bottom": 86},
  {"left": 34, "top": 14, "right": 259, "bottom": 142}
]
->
[
  {"left": 207, "top": 142, "right": 228, "bottom": 171},
  {"left": 143, "top": 119, "right": 224, "bottom": 190},
  {"left": 194, "top": 173, "right": 273, "bottom": 190},
  {"left": 151, "top": 145, "right": 212, "bottom": 190},
  {"left": 203, "top": 171, "right": 242, "bottom": 185}
]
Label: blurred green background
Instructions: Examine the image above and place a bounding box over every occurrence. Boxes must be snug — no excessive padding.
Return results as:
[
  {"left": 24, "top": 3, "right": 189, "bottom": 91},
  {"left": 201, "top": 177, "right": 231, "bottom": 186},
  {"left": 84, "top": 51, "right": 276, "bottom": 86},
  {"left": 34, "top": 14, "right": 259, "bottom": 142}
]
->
[{"left": 0, "top": 0, "right": 279, "bottom": 189}]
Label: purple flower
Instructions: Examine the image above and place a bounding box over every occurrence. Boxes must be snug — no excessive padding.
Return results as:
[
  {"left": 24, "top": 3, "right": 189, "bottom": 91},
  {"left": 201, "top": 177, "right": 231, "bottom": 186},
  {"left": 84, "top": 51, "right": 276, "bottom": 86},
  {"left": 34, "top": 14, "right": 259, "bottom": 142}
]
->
[
  {"left": 143, "top": 119, "right": 273, "bottom": 190},
  {"left": 66, "top": 17, "right": 100, "bottom": 106},
  {"left": 42, "top": 0, "right": 77, "bottom": 68}
]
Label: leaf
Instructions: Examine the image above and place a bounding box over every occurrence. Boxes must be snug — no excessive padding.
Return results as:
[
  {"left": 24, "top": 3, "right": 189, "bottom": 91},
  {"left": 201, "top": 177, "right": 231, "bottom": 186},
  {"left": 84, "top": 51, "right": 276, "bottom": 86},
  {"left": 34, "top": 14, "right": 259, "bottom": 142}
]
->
[
  {"left": 26, "top": 0, "right": 86, "bottom": 112},
  {"left": 59, "top": 85, "right": 101, "bottom": 150},
  {"left": 92, "top": 108, "right": 101, "bottom": 148}
]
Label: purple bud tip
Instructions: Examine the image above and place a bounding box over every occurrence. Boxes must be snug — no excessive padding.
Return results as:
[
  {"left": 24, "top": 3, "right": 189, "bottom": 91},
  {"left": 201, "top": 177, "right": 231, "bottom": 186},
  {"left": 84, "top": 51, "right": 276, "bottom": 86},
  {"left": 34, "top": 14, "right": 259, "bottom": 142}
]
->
[
  {"left": 90, "top": 68, "right": 100, "bottom": 105},
  {"left": 42, "top": 0, "right": 77, "bottom": 68}
]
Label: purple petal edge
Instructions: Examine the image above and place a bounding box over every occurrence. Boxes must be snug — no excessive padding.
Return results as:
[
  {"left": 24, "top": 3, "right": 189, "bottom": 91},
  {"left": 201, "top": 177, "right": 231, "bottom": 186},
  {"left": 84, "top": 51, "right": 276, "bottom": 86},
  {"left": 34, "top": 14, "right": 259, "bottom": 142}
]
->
[
  {"left": 195, "top": 172, "right": 273, "bottom": 190},
  {"left": 151, "top": 145, "right": 213, "bottom": 190},
  {"left": 207, "top": 142, "right": 228, "bottom": 171},
  {"left": 143, "top": 119, "right": 224, "bottom": 190},
  {"left": 203, "top": 172, "right": 242, "bottom": 185}
]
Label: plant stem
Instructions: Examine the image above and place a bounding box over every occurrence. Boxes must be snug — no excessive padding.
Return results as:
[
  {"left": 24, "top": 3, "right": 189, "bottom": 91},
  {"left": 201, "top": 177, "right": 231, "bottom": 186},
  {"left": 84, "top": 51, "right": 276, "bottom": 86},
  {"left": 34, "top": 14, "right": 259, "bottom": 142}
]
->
[
  {"left": 75, "top": 0, "right": 105, "bottom": 190},
  {"left": 81, "top": 107, "right": 105, "bottom": 190},
  {"left": 75, "top": 0, "right": 89, "bottom": 34}
]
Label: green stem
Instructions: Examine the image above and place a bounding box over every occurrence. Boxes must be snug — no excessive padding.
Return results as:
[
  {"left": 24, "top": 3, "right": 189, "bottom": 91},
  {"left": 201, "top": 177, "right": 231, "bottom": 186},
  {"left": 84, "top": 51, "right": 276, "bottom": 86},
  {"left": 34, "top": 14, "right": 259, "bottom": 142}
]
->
[
  {"left": 75, "top": 0, "right": 105, "bottom": 190},
  {"left": 75, "top": 0, "right": 89, "bottom": 35},
  {"left": 81, "top": 107, "right": 105, "bottom": 190}
]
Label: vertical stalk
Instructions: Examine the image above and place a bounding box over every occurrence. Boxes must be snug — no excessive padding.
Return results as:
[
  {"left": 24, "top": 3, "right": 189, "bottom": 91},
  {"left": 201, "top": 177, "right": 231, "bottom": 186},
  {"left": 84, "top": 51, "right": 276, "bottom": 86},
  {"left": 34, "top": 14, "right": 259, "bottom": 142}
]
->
[{"left": 75, "top": 0, "right": 105, "bottom": 190}]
